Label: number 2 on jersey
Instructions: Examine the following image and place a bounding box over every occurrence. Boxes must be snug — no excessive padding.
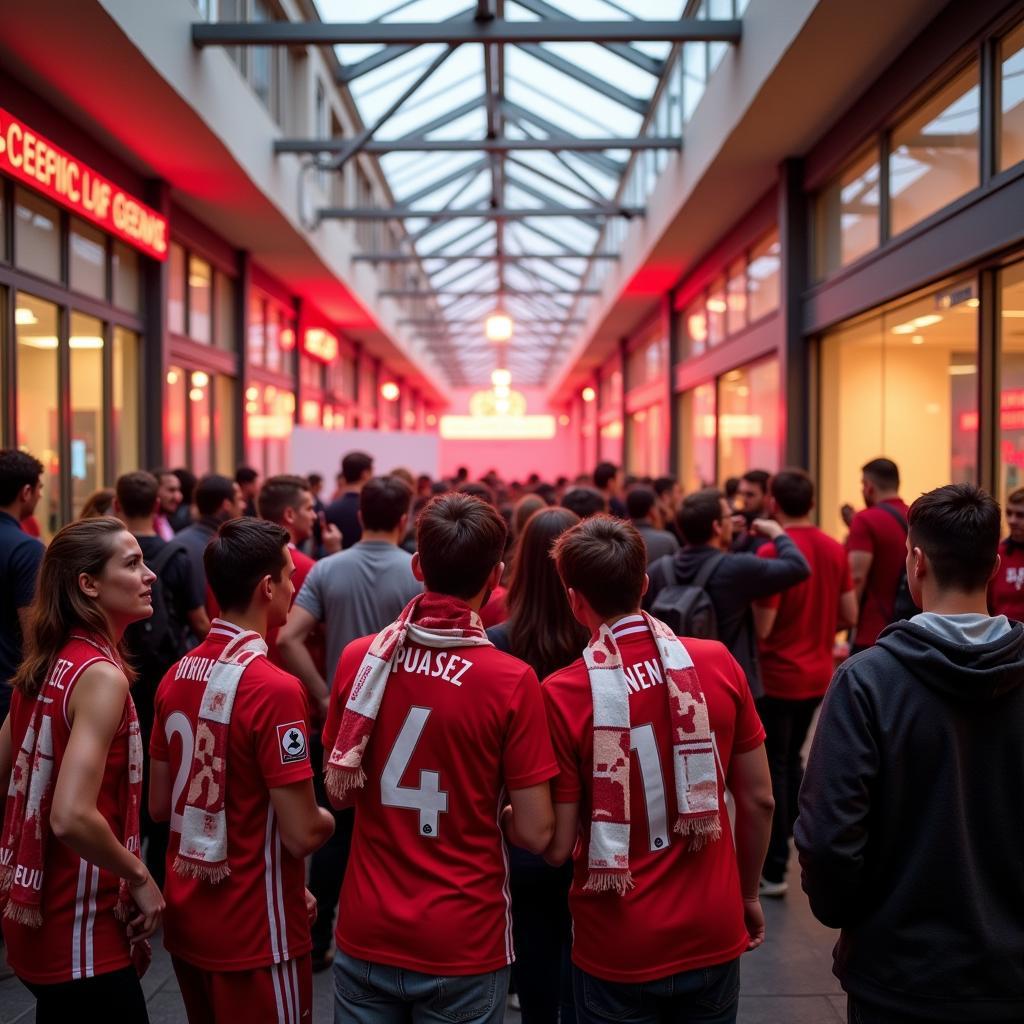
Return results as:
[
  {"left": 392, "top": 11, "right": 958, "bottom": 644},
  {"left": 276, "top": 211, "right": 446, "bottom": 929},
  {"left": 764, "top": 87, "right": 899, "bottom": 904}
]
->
[{"left": 381, "top": 706, "right": 448, "bottom": 839}]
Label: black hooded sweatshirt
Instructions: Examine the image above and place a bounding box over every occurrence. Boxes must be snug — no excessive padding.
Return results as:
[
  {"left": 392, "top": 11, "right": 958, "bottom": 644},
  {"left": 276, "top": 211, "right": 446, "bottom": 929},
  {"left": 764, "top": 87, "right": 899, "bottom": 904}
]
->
[{"left": 795, "top": 617, "right": 1024, "bottom": 1021}]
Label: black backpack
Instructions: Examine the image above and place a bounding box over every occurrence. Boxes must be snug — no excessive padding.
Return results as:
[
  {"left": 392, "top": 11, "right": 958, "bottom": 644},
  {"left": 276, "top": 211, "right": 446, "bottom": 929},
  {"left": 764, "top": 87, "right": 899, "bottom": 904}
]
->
[
  {"left": 649, "top": 552, "right": 726, "bottom": 639},
  {"left": 874, "top": 503, "right": 919, "bottom": 623},
  {"left": 125, "top": 540, "right": 189, "bottom": 677}
]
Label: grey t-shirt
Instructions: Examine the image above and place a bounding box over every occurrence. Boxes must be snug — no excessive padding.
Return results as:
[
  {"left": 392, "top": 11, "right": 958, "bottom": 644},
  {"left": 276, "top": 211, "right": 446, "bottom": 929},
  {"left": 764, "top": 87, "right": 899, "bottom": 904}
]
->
[{"left": 295, "top": 540, "right": 422, "bottom": 685}]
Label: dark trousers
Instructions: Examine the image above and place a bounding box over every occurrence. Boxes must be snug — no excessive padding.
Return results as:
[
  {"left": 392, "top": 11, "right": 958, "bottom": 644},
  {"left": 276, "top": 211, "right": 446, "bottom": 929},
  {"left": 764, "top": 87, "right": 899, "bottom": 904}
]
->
[
  {"left": 573, "top": 959, "right": 739, "bottom": 1024},
  {"left": 25, "top": 965, "right": 149, "bottom": 1024},
  {"left": 757, "top": 695, "right": 821, "bottom": 883},
  {"left": 309, "top": 734, "right": 355, "bottom": 957},
  {"left": 509, "top": 852, "right": 574, "bottom": 1024},
  {"left": 847, "top": 996, "right": 945, "bottom": 1024}
]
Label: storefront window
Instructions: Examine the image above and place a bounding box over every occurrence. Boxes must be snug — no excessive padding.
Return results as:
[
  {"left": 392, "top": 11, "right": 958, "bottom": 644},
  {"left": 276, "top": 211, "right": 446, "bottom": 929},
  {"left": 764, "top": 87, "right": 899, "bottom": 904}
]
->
[
  {"left": 69, "top": 219, "right": 106, "bottom": 300},
  {"left": 627, "top": 404, "right": 664, "bottom": 478},
  {"left": 113, "top": 328, "right": 140, "bottom": 477},
  {"left": 598, "top": 364, "right": 622, "bottom": 414},
  {"left": 166, "top": 366, "right": 187, "bottom": 469},
  {"left": 0, "top": 187, "right": 7, "bottom": 262},
  {"left": 998, "top": 260, "right": 1024, "bottom": 506},
  {"left": 890, "top": 63, "right": 980, "bottom": 237},
  {"left": 683, "top": 295, "right": 707, "bottom": 358},
  {"left": 188, "top": 256, "right": 212, "bottom": 344},
  {"left": 819, "top": 280, "right": 978, "bottom": 539},
  {"left": 214, "top": 375, "right": 236, "bottom": 476},
  {"left": 168, "top": 243, "right": 186, "bottom": 335},
  {"left": 15, "top": 188, "right": 60, "bottom": 282},
  {"left": 248, "top": 293, "right": 265, "bottom": 366},
  {"left": 599, "top": 419, "right": 623, "bottom": 464},
  {"left": 748, "top": 230, "right": 780, "bottom": 322},
  {"left": 215, "top": 272, "right": 236, "bottom": 352},
  {"left": 246, "top": 386, "right": 294, "bottom": 477},
  {"left": 265, "top": 304, "right": 282, "bottom": 373},
  {"left": 1000, "top": 22, "right": 1024, "bottom": 173},
  {"left": 726, "top": 258, "right": 747, "bottom": 335},
  {"left": 69, "top": 312, "right": 104, "bottom": 515},
  {"left": 15, "top": 292, "right": 59, "bottom": 538},
  {"left": 814, "top": 146, "right": 881, "bottom": 278},
  {"left": 112, "top": 242, "right": 140, "bottom": 313},
  {"left": 717, "top": 358, "right": 780, "bottom": 485},
  {"left": 707, "top": 276, "right": 727, "bottom": 348},
  {"left": 626, "top": 334, "right": 666, "bottom": 389},
  {"left": 189, "top": 370, "right": 212, "bottom": 476},
  {"left": 678, "top": 383, "right": 716, "bottom": 493}
]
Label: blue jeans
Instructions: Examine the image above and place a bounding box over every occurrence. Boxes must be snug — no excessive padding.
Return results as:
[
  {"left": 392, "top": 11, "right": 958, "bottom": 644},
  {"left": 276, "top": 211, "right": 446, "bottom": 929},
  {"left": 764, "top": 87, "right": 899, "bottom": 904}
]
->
[
  {"left": 573, "top": 959, "right": 740, "bottom": 1024},
  {"left": 333, "top": 949, "right": 510, "bottom": 1024}
]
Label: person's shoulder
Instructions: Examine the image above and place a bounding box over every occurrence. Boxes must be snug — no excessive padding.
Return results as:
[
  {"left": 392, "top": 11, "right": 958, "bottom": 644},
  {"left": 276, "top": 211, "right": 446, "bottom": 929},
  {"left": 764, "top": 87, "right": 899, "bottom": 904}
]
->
[
  {"left": 291, "top": 547, "right": 315, "bottom": 572},
  {"left": 679, "top": 635, "right": 737, "bottom": 671},
  {"left": 239, "top": 654, "right": 307, "bottom": 701},
  {"left": 2, "top": 523, "right": 43, "bottom": 558},
  {"left": 541, "top": 655, "right": 588, "bottom": 698}
]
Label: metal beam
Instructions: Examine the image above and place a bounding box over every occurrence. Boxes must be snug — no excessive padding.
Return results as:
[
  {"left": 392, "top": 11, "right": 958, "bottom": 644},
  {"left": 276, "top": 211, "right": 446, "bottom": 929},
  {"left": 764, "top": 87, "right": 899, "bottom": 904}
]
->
[
  {"left": 514, "top": 42, "right": 646, "bottom": 114},
  {"left": 381, "top": 289, "right": 599, "bottom": 297},
  {"left": 355, "top": 251, "right": 616, "bottom": 261},
  {"left": 277, "top": 136, "right": 677, "bottom": 154},
  {"left": 320, "top": 206, "right": 644, "bottom": 221},
  {"left": 399, "top": 318, "right": 584, "bottom": 325},
  {"left": 193, "top": 19, "right": 742, "bottom": 46}
]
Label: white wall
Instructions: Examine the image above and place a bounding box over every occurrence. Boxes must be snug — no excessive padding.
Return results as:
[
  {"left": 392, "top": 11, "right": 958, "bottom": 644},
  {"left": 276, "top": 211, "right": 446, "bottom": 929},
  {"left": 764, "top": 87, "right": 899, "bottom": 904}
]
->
[{"left": 290, "top": 427, "right": 440, "bottom": 481}]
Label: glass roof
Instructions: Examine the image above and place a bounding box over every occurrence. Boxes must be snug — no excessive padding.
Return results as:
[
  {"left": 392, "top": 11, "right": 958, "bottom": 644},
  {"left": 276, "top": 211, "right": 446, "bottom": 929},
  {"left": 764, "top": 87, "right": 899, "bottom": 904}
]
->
[{"left": 313, "top": 0, "right": 691, "bottom": 387}]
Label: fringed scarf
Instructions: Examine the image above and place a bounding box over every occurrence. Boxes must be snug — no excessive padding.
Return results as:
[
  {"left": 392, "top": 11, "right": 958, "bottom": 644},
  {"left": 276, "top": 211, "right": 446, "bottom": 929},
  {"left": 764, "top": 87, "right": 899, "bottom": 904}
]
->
[
  {"left": 583, "top": 612, "right": 721, "bottom": 895},
  {"left": 173, "top": 623, "right": 267, "bottom": 883},
  {"left": 326, "top": 593, "right": 492, "bottom": 802},
  {"left": 0, "top": 633, "right": 143, "bottom": 929}
]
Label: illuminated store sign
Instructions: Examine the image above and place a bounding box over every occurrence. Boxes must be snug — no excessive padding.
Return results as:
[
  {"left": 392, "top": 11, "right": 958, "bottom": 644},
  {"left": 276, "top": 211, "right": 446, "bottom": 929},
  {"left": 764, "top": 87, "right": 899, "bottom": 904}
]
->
[
  {"left": 0, "top": 106, "right": 168, "bottom": 261},
  {"left": 302, "top": 328, "right": 339, "bottom": 363}
]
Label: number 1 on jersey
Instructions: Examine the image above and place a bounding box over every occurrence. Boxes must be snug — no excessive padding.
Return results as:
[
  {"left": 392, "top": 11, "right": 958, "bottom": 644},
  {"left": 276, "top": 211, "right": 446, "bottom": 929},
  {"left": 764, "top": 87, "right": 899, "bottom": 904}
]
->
[{"left": 381, "top": 706, "right": 448, "bottom": 839}]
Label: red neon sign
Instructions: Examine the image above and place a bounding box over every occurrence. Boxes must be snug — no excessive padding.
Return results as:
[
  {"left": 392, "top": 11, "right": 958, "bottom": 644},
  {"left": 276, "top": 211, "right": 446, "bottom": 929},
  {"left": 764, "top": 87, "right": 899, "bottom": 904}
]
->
[{"left": 0, "top": 106, "right": 168, "bottom": 261}]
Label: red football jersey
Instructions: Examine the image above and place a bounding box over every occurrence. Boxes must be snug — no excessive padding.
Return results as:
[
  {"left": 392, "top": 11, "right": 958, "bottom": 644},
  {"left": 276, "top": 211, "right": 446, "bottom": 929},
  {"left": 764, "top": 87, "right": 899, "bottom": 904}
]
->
[
  {"left": 989, "top": 540, "right": 1024, "bottom": 622},
  {"left": 542, "top": 615, "right": 765, "bottom": 983},
  {"left": 323, "top": 633, "right": 558, "bottom": 975},
  {"left": 151, "top": 619, "right": 314, "bottom": 971},
  {"left": 3, "top": 635, "right": 133, "bottom": 984},
  {"left": 755, "top": 526, "right": 853, "bottom": 699},
  {"left": 266, "top": 545, "right": 323, "bottom": 673},
  {"left": 847, "top": 498, "right": 910, "bottom": 646}
]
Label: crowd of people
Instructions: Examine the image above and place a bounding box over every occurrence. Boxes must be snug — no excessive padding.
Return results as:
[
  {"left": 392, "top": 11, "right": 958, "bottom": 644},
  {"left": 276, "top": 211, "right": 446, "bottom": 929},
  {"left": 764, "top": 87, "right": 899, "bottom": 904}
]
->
[{"left": 0, "top": 446, "right": 1022, "bottom": 1024}]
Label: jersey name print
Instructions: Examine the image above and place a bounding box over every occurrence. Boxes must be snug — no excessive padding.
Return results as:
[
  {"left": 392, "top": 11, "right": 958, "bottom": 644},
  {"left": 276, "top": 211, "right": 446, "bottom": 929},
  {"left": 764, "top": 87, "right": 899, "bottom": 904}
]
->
[
  {"left": 324, "top": 635, "right": 557, "bottom": 975},
  {"left": 151, "top": 619, "right": 314, "bottom": 971}
]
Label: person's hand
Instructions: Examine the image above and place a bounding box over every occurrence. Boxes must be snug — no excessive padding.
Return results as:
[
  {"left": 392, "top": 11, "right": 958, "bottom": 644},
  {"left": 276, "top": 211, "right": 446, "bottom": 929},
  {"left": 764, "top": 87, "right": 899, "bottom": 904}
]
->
[
  {"left": 322, "top": 524, "right": 342, "bottom": 555},
  {"left": 127, "top": 868, "right": 165, "bottom": 944},
  {"left": 743, "top": 897, "right": 765, "bottom": 951},
  {"left": 730, "top": 513, "right": 746, "bottom": 534},
  {"left": 751, "top": 518, "right": 783, "bottom": 540},
  {"left": 840, "top": 503, "right": 856, "bottom": 528},
  {"left": 304, "top": 887, "right": 318, "bottom": 925}
]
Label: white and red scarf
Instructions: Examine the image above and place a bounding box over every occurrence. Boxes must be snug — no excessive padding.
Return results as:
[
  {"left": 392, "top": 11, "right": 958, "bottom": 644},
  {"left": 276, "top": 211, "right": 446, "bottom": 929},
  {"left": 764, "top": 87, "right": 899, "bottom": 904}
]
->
[
  {"left": 0, "top": 633, "right": 144, "bottom": 929},
  {"left": 173, "top": 621, "right": 267, "bottom": 883},
  {"left": 326, "top": 593, "right": 492, "bottom": 801},
  {"left": 584, "top": 612, "right": 721, "bottom": 895}
]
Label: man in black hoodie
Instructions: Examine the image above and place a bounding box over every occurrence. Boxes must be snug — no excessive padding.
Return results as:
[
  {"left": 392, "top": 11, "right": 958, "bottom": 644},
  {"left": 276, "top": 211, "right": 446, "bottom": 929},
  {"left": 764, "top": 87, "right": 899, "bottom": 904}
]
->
[
  {"left": 796, "top": 483, "right": 1024, "bottom": 1023},
  {"left": 644, "top": 486, "right": 810, "bottom": 698}
]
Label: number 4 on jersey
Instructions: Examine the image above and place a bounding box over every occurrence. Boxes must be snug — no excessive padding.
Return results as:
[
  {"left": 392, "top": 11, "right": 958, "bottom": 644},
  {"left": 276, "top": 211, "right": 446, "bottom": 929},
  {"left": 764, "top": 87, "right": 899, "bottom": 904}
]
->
[{"left": 381, "top": 706, "right": 448, "bottom": 838}]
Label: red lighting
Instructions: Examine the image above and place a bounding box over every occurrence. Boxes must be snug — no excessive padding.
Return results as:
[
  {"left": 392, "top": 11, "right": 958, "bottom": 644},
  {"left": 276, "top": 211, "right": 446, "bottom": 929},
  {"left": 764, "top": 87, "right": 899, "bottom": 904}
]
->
[
  {"left": 0, "top": 106, "right": 168, "bottom": 260},
  {"left": 280, "top": 327, "right": 296, "bottom": 351}
]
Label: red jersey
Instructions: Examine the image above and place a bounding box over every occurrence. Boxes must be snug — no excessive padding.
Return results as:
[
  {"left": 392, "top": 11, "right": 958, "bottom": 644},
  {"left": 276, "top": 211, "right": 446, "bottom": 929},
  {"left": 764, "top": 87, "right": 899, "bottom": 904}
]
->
[
  {"left": 266, "top": 545, "right": 323, "bottom": 673},
  {"left": 323, "top": 632, "right": 558, "bottom": 975},
  {"left": 542, "top": 615, "right": 765, "bottom": 983},
  {"left": 989, "top": 539, "right": 1024, "bottom": 621},
  {"left": 479, "top": 586, "right": 508, "bottom": 628},
  {"left": 755, "top": 526, "right": 853, "bottom": 700},
  {"left": 3, "top": 635, "right": 133, "bottom": 984},
  {"left": 847, "top": 498, "right": 909, "bottom": 646},
  {"left": 151, "top": 619, "right": 314, "bottom": 971}
]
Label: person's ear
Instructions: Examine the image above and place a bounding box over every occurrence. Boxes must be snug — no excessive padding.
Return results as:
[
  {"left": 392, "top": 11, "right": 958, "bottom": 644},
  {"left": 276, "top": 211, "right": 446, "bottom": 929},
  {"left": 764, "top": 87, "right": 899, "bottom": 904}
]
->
[
  {"left": 489, "top": 561, "right": 504, "bottom": 590},
  {"left": 18, "top": 482, "right": 32, "bottom": 506},
  {"left": 641, "top": 573, "right": 649, "bottom": 600},
  {"left": 411, "top": 551, "right": 425, "bottom": 583},
  {"left": 911, "top": 545, "right": 927, "bottom": 580},
  {"left": 398, "top": 513, "right": 409, "bottom": 535},
  {"left": 990, "top": 553, "right": 1002, "bottom": 585},
  {"left": 283, "top": 506, "right": 296, "bottom": 529},
  {"left": 78, "top": 571, "right": 100, "bottom": 599},
  {"left": 260, "top": 573, "right": 274, "bottom": 602}
]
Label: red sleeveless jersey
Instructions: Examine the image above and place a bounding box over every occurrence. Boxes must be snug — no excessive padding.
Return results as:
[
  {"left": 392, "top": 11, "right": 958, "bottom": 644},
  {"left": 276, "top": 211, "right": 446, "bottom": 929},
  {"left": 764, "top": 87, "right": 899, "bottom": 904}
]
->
[
  {"left": 3, "top": 635, "right": 133, "bottom": 984},
  {"left": 151, "top": 619, "right": 313, "bottom": 971}
]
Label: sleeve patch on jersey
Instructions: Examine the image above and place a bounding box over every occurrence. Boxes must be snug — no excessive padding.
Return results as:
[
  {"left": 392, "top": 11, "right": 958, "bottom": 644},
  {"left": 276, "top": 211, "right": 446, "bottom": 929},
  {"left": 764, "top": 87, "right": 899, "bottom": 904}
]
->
[{"left": 277, "top": 721, "right": 308, "bottom": 764}]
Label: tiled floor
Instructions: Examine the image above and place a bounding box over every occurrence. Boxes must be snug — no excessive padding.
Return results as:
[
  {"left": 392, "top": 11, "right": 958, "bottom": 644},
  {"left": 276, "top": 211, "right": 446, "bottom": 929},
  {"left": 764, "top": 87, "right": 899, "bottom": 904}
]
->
[{"left": 0, "top": 862, "right": 843, "bottom": 1023}]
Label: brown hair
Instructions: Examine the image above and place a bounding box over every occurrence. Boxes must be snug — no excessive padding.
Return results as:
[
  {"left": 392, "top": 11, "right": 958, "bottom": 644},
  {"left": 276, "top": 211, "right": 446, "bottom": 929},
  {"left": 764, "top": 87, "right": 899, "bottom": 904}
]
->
[
  {"left": 13, "top": 516, "right": 135, "bottom": 696},
  {"left": 1007, "top": 487, "right": 1024, "bottom": 507},
  {"left": 553, "top": 514, "right": 648, "bottom": 618},
  {"left": 78, "top": 488, "right": 117, "bottom": 520},
  {"left": 416, "top": 493, "right": 507, "bottom": 599},
  {"left": 505, "top": 507, "right": 588, "bottom": 680},
  {"left": 257, "top": 474, "right": 310, "bottom": 525},
  {"left": 512, "top": 494, "right": 546, "bottom": 537},
  {"left": 115, "top": 472, "right": 159, "bottom": 519}
]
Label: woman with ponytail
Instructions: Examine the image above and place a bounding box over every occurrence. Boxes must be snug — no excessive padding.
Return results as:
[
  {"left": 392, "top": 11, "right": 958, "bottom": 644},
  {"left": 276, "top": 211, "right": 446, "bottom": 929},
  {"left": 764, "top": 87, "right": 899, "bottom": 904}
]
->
[{"left": 0, "top": 516, "right": 164, "bottom": 1022}]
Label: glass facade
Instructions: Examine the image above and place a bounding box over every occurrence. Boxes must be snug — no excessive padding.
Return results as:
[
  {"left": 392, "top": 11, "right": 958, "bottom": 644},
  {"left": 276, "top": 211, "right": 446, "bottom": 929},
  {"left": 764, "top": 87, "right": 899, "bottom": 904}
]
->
[
  {"left": 14, "top": 188, "right": 60, "bottom": 282},
  {"left": 889, "top": 63, "right": 980, "bottom": 237},
  {"left": 678, "top": 383, "right": 717, "bottom": 494},
  {"left": 717, "top": 358, "right": 780, "bottom": 483},
  {"left": 69, "top": 219, "right": 106, "bottom": 300},
  {"left": 999, "top": 259, "right": 1024, "bottom": 507},
  {"left": 818, "top": 280, "right": 978, "bottom": 539},
  {"left": 814, "top": 146, "right": 881, "bottom": 278},
  {"left": 1001, "top": 21, "right": 1024, "bottom": 173},
  {"left": 69, "top": 311, "right": 105, "bottom": 516}
]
